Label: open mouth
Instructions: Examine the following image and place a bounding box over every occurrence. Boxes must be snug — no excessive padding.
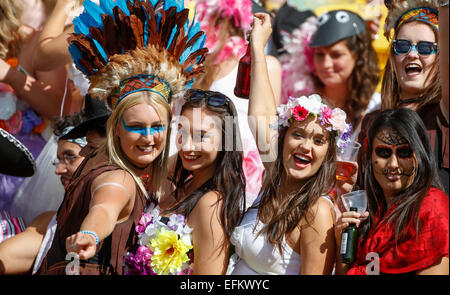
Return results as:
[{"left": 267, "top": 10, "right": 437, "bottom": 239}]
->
[
  {"left": 182, "top": 153, "right": 201, "bottom": 162},
  {"left": 137, "top": 145, "right": 154, "bottom": 153},
  {"left": 293, "top": 153, "right": 312, "bottom": 168},
  {"left": 404, "top": 63, "right": 422, "bottom": 75}
]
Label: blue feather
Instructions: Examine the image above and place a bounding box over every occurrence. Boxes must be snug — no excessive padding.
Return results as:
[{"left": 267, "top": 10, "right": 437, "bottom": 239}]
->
[
  {"left": 92, "top": 39, "right": 108, "bottom": 64},
  {"left": 99, "top": 0, "right": 117, "bottom": 17},
  {"left": 73, "top": 16, "right": 90, "bottom": 35},
  {"left": 164, "top": 0, "right": 184, "bottom": 12},
  {"left": 82, "top": 0, "right": 105, "bottom": 27},
  {"left": 166, "top": 25, "right": 177, "bottom": 50},
  {"left": 115, "top": 0, "right": 130, "bottom": 16}
]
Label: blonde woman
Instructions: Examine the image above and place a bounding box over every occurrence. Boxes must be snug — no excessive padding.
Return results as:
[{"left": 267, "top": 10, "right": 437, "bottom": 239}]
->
[{"left": 36, "top": 0, "right": 207, "bottom": 275}]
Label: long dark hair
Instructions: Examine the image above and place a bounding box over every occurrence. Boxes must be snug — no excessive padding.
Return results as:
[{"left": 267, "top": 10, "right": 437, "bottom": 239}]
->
[
  {"left": 360, "top": 108, "right": 444, "bottom": 244},
  {"left": 167, "top": 89, "right": 246, "bottom": 241},
  {"left": 313, "top": 28, "right": 380, "bottom": 127},
  {"left": 257, "top": 121, "right": 337, "bottom": 253}
]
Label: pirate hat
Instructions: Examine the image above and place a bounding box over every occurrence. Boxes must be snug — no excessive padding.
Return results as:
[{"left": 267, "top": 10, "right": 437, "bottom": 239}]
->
[{"left": 0, "top": 128, "right": 36, "bottom": 177}]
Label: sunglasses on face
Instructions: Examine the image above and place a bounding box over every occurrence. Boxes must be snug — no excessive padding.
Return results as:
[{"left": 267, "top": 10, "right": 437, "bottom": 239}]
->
[
  {"left": 375, "top": 145, "right": 413, "bottom": 159},
  {"left": 393, "top": 39, "right": 438, "bottom": 55}
]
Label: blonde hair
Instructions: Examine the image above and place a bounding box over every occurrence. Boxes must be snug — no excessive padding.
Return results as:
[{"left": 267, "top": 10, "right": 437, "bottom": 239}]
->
[
  {"left": 0, "top": 0, "right": 23, "bottom": 59},
  {"left": 100, "top": 91, "right": 172, "bottom": 200},
  {"left": 381, "top": 21, "right": 441, "bottom": 110}
]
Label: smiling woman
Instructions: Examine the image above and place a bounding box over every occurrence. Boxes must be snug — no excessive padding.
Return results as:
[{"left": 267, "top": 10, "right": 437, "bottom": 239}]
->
[
  {"left": 376, "top": 0, "right": 449, "bottom": 194},
  {"left": 157, "top": 89, "right": 247, "bottom": 275},
  {"left": 335, "top": 108, "right": 449, "bottom": 275},
  {"left": 35, "top": 0, "right": 207, "bottom": 275}
]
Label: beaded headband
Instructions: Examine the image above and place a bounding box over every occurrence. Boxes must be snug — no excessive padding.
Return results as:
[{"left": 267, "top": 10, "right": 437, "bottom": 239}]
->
[
  {"left": 108, "top": 75, "right": 172, "bottom": 110},
  {"left": 396, "top": 7, "right": 439, "bottom": 31}
]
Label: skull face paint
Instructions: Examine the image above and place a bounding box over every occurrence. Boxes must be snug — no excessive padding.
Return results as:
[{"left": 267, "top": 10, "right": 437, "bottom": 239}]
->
[{"left": 371, "top": 128, "right": 417, "bottom": 198}]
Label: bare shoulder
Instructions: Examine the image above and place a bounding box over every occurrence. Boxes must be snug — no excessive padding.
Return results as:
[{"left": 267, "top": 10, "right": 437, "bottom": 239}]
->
[
  {"left": 195, "top": 191, "right": 223, "bottom": 211},
  {"left": 301, "top": 197, "right": 335, "bottom": 230},
  {"left": 189, "top": 191, "right": 223, "bottom": 225},
  {"left": 188, "top": 191, "right": 225, "bottom": 240}
]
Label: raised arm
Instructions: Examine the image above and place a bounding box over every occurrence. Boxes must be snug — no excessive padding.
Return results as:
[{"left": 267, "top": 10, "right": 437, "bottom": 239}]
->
[
  {"left": 33, "top": 0, "right": 74, "bottom": 71},
  {"left": 65, "top": 170, "right": 135, "bottom": 260},
  {"left": 248, "top": 13, "right": 280, "bottom": 164}
]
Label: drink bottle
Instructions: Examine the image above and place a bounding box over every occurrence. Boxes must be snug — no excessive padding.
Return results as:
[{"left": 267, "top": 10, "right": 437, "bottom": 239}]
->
[
  {"left": 234, "top": 44, "right": 251, "bottom": 99},
  {"left": 340, "top": 207, "right": 358, "bottom": 264}
]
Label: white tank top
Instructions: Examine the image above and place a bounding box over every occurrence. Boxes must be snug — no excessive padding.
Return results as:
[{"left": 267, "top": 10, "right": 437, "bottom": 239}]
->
[{"left": 228, "top": 195, "right": 336, "bottom": 275}]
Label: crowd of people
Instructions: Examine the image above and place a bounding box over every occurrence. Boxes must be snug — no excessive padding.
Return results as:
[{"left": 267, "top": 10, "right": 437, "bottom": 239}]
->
[{"left": 0, "top": 0, "right": 448, "bottom": 276}]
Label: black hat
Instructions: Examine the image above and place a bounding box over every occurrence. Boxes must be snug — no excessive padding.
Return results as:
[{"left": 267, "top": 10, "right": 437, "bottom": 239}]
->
[
  {"left": 0, "top": 128, "right": 36, "bottom": 177},
  {"left": 251, "top": 0, "right": 268, "bottom": 13},
  {"left": 310, "top": 10, "right": 366, "bottom": 48},
  {"left": 272, "top": 3, "right": 315, "bottom": 54},
  {"left": 61, "top": 94, "right": 111, "bottom": 140}
]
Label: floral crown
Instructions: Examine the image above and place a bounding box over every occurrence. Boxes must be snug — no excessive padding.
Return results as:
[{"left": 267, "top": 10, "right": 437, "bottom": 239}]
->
[{"left": 275, "top": 94, "right": 352, "bottom": 148}]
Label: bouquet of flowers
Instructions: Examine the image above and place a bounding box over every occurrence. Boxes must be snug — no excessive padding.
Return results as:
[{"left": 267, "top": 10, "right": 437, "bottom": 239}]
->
[{"left": 124, "top": 204, "right": 194, "bottom": 275}]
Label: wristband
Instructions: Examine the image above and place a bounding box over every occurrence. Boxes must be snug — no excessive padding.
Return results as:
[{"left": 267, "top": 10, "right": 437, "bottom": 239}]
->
[{"left": 80, "top": 230, "right": 99, "bottom": 245}]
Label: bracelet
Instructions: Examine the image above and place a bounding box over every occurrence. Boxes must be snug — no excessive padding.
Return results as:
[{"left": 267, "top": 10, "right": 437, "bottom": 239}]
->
[{"left": 80, "top": 230, "right": 99, "bottom": 245}]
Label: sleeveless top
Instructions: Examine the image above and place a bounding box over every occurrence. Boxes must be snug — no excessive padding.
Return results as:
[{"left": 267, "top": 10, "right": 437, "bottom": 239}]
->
[
  {"left": 37, "top": 153, "right": 146, "bottom": 275},
  {"left": 228, "top": 194, "right": 336, "bottom": 275}
]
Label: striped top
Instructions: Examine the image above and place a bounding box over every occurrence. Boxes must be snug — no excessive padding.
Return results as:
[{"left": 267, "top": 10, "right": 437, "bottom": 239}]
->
[{"left": 0, "top": 210, "right": 26, "bottom": 243}]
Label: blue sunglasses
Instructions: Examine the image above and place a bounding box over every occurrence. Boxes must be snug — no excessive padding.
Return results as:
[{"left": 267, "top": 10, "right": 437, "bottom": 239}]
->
[{"left": 393, "top": 39, "right": 438, "bottom": 55}]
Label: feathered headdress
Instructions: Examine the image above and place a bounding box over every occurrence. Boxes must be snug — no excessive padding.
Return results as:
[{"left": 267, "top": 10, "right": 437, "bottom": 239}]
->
[
  {"left": 384, "top": 0, "right": 439, "bottom": 40},
  {"left": 68, "top": 0, "right": 208, "bottom": 109}
]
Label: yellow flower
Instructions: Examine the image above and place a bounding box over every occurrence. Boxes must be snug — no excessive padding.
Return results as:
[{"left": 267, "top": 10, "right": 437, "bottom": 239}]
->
[{"left": 149, "top": 227, "right": 193, "bottom": 275}]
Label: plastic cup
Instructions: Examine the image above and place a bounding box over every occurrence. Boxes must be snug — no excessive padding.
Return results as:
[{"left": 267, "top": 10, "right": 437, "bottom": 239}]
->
[
  {"left": 336, "top": 141, "right": 361, "bottom": 182},
  {"left": 341, "top": 190, "right": 367, "bottom": 213}
]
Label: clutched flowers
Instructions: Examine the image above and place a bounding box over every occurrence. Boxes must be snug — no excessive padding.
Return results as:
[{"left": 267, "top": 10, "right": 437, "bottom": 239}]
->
[{"left": 124, "top": 203, "right": 194, "bottom": 275}]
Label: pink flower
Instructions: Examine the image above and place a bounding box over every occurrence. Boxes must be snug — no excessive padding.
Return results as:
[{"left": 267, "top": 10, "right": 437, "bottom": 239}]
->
[
  {"left": 328, "top": 108, "right": 349, "bottom": 133},
  {"left": 319, "top": 105, "right": 333, "bottom": 126},
  {"left": 292, "top": 105, "right": 309, "bottom": 122}
]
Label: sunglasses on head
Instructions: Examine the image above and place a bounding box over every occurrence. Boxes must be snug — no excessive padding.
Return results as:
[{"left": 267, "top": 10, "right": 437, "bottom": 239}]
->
[
  {"left": 393, "top": 39, "right": 438, "bottom": 55},
  {"left": 185, "top": 90, "right": 237, "bottom": 115}
]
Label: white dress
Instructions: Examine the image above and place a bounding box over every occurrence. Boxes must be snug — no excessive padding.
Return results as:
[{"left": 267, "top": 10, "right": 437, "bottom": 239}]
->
[{"left": 228, "top": 194, "right": 335, "bottom": 275}]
